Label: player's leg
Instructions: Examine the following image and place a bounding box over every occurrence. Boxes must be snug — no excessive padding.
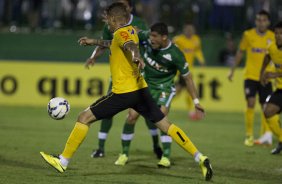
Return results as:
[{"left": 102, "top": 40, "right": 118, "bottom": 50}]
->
[
  {"left": 263, "top": 90, "right": 282, "bottom": 154},
  {"left": 115, "top": 109, "right": 139, "bottom": 165},
  {"left": 91, "top": 118, "right": 113, "bottom": 157},
  {"left": 244, "top": 80, "right": 257, "bottom": 146},
  {"left": 155, "top": 118, "right": 213, "bottom": 180},
  {"left": 91, "top": 80, "right": 113, "bottom": 158},
  {"left": 133, "top": 88, "right": 212, "bottom": 180},
  {"left": 255, "top": 82, "right": 273, "bottom": 145},
  {"left": 40, "top": 92, "right": 132, "bottom": 172},
  {"left": 144, "top": 119, "right": 163, "bottom": 159},
  {"left": 40, "top": 108, "right": 96, "bottom": 173}
]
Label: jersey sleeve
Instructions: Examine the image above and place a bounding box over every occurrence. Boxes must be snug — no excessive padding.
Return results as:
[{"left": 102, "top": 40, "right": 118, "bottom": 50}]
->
[
  {"left": 239, "top": 31, "right": 248, "bottom": 51},
  {"left": 115, "top": 29, "right": 136, "bottom": 48},
  {"left": 174, "top": 49, "right": 190, "bottom": 76},
  {"left": 102, "top": 24, "right": 113, "bottom": 40}
]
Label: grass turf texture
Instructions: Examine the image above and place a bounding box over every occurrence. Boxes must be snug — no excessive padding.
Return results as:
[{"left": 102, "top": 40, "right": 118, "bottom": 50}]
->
[{"left": 0, "top": 106, "right": 281, "bottom": 184}]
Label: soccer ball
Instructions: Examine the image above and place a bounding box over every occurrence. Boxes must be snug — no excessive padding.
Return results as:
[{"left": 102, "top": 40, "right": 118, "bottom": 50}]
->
[{"left": 47, "top": 97, "right": 70, "bottom": 120}]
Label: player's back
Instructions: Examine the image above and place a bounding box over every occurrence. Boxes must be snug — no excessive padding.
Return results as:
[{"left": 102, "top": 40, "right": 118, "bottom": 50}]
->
[{"left": 240, "top": 28, "right": 275, "bottom": 81}]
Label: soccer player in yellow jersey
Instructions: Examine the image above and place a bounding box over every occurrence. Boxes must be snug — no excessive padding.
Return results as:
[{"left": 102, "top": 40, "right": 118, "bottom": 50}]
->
[
  {"left": 260, "top": 21, "right": 282, "bottom": 154},
  {"left": 228, "top": 10, "right": 275, "bottom": 146},
  {"left": 173, "top": 22, "right": 205, "bottom": 120},
  {"left": 39, "top": 2, "right": 213, "bottom": 181}
]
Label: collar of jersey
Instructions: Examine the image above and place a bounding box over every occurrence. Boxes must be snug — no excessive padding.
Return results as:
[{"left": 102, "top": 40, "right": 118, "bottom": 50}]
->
[
  {"left": 126, "top": 14, "right": 133, "bottom": 25},
  {"left": 160, "top": 41, "right": 172, "bottom": 50}
]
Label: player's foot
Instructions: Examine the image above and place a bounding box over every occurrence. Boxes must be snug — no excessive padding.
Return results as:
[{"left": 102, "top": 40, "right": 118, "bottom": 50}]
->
[
  {"left": 244, "top": 136, "right": 254, "bottom": 146},
  {"left": 157, "top": 156, "right": 171, "bottom": 168},
  {"left": 90, "top": 149, "right": 104, "bottom": 158},
  {"left": 271, "top": 142, "right": 282, "bottom": 155},
  {"left": 199, "top": 155, "right": 213, "bottom": 181},
  {"left": 154, "top": 146, "right": 163, "bottom": 159},
  {"left": 40, "top": 152, "right": 66, "bottom": 173},
  {"left": 254, "top": 132, "right": 272, "bottom": 146},
  {"left": 114, "top": 154, "right": 128, "bottom": 166}
]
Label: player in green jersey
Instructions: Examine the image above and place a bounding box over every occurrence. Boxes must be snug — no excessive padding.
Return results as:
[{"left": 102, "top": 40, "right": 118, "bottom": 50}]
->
[
  {"left": 114, "top": 22, "right": 204, "bottom": 167},
  {"left": 88, "top": 0, "right": 163, "bottom": 159}
]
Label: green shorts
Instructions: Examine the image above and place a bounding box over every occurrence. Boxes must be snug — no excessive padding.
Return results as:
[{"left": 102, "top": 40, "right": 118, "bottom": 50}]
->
[{"left": 149, "top": 86, "right": 176, "bottom": 108}]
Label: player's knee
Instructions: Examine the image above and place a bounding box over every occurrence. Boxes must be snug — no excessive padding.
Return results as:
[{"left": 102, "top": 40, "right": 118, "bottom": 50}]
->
[
  {"left": 126, "top": 114, "right": 138, "bottom": 124},
  {"left": 77, "top": 111, "right": 92, "bottom": 125},
  {"left": 264, "top": 108, "right": 274, "bottom": 119}
]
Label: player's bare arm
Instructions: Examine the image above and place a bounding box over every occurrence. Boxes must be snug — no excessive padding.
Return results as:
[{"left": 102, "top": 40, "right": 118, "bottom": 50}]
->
[
  {"left": 123, "top": 41, "right": 145, "bottom": 69},
  {"left": 183, "top": 74, "right": 205, "bottom": 118},
  {"left": 84, "top": 46, "right": 107, "bottom": 69},
  {"left": 260, "top": 54, "right": 271, "bottom": 85},
  {"left": 78, "top": 37, "right": 112, "bottom": 48},
  {"left": 228, "top": 50, "right": 244, "bottom": 81}
]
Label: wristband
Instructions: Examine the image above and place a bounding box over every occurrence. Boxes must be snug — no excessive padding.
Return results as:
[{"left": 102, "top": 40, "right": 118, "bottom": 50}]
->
[{"left": 193, "top": 98, "right": 200, "bottom": 105}]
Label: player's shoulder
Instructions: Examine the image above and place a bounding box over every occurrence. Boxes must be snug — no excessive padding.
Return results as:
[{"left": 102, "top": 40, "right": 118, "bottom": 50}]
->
[
  {"left": 132, "top": 15, "right": 147, "bottom": 27},
  {"left": 267, "top": 41, "right": 277, "bottom": 51},
  {"left": 192, "top": 34, "right": 201, "bottom": 40},
  {"left": 170, "top": 43, "right": 186, "bottom": 58},
  {"left": 243, "top": 28, "right": 255, "bottom": 36},
  {"left": 114, "top": 25, "right": 137, "bottom": 41},
  {"left": 266, "top": 30, "right": 275, "bottom": 38}
]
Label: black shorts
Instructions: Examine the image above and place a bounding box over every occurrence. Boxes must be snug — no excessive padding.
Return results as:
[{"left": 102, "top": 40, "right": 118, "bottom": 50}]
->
[
  {"left": 244, "top": 79, "right": 272, "bottom": 104},
  {"left": 90, "top": 87, "right": 165, "bottom": 123},
  {"left": 266, "top": 89, "right": 282, "bottom": 113}
]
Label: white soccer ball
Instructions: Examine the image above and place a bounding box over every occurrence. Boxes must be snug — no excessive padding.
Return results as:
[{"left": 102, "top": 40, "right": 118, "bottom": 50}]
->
[{"left": 47, "top": 97, "right": 70, "bottom": 120}]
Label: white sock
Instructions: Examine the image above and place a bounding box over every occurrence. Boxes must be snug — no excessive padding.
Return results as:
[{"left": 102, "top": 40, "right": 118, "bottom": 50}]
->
[
  {"left": 59, "top": 155, "right": 69, "bottom": 167},
  {"left": 194, "top": 152, "right": 202, "bottom": 163}
]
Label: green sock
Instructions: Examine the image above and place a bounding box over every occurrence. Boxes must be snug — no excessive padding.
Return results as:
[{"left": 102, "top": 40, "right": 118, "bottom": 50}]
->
[
  {"left": 121, "top": 122, "right": 135, "bottom": 156},
  {"left": 145, "top": 119, "right": 160, "bottom": 148},
  {"left": 160, "top": 131, "right": 172, "bottom": 158},
  {"left": 98, "top": 118, "right": 113, "bottom": 151}
]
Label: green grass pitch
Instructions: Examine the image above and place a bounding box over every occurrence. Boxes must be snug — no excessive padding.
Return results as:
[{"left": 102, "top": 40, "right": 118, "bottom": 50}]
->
[{"left": 0, "top": 106, "right": 281, "bottom": 184}]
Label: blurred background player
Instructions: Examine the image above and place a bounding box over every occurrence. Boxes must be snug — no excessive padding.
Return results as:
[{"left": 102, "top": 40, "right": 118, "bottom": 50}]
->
[
  {"left": 260, "top": 21, "right": 282, "bottom": 154},
  {"left": 114, "top": 22, "right": 197, "bottom": 168},
  {"left": 173, "top": 21, "right": 205, "bottom": 120},
  {"left": 86, "top": 0, "right": 164, "bottom": 159},
  {"left": 228, "top": 10, "right": 275, "bottom": 146}
]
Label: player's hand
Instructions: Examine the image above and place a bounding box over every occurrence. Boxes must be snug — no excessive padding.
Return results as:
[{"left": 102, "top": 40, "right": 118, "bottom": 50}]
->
[
  {"left": 133, "top": 57, "right": 145, "bottom": 69},
  {"left": 227, "top": 70, "right": 234, "bottom": 82},
  {"left": 85, "top": 57, "right": 96, "bottom": 69},
  {"left": 101, "top": 10, "right": 108, "bottom": 24},
  {"left": 195, "top": 104, "right": 205, "bottom": 119},
  {"left": 78, "top": 37, "right": 93, "bottom": 46},
  {"left": 261, "top": 72, "right": 276, "bottom": 86}
]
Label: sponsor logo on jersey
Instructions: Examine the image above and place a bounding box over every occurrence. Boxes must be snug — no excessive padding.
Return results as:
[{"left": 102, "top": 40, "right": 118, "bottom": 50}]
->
[
  {"left": 120, "top": 31, "right": 130, "bottom": 41},
  {"left": 251, "top": 48, "right": 266, "bottom": 53},
  {"left": 144, "top": 53, "right": 168, "bottom": 72},
  {"left": 162, "top": 54, "right": 172, "bottom": 61}
]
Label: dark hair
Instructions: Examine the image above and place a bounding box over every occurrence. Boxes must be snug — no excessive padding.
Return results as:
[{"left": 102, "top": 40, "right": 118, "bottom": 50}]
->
[
  {"left": 106, "top": 2, "right": 128, "bottom": 18},
  {"left": 274, "top": 21, "right": 282, "bottom": 29},
  {"left": 150, "top": 22, "right": 168, "bottom": 36},
  {"left": 257, "top": 10, "right": 270, "bottom": 20},
  {"left": 123, "top": 0, "right": 132, "bottom": 8}
]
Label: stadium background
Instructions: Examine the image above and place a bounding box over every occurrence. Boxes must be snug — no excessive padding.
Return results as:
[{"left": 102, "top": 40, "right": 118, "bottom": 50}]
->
[
  {"left": 1, "top": 1, "right": 282, "bottom": 184},
  {"left": 2, "top": 0, "right": 282, "bottom": 111}
]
